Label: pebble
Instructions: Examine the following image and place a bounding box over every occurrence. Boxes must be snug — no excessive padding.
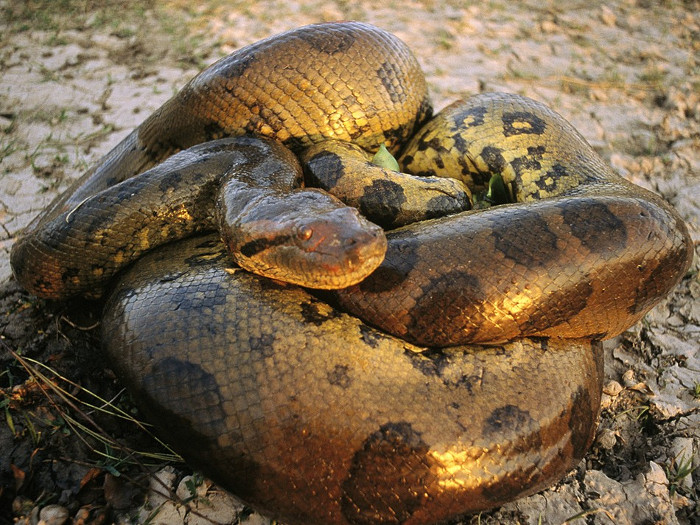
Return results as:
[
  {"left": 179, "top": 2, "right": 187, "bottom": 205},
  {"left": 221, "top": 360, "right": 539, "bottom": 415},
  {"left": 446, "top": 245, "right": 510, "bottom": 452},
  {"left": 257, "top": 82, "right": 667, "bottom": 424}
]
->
[
  {"left": 147, "top": 467, "right": 177, "bottom": 507},
  {"left": 0, "top": 114, "right": 12, "bottom": 131},
  {"left": 540, "top": 19, "right": 558, "bottom": 34},
  {"left": 622, "top": 369, "right": 637, "bottom": 388},
  {"left": 644, "top": 461, "right": 670, "bottom": 495},
  {"left": 596, "top": 428, "right": 618, "bottom": 450},
  {"left": 38, "top": 504, "right": 69, "bottom": 525},
  {"left": 175, "top": 475, "right": 209, "bottom": 500},
  {"left": 603, "top": 379, "right": 623, "bottom": 396},
  {"left": 239, "top": 513, "right": 273, "bottom": 525}
]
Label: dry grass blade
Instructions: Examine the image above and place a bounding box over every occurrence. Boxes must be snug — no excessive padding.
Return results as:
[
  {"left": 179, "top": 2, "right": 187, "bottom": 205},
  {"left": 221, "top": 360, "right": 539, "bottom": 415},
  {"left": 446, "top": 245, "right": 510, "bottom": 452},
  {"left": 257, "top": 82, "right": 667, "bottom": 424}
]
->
[{"left": 5, "top": 342, "right": 181, "bottom": 465}]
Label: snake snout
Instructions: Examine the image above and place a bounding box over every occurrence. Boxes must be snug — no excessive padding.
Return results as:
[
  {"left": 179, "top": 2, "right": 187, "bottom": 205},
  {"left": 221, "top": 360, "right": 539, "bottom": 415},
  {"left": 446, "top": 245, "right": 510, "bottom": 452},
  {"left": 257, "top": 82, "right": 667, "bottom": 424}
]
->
[{"left": 292, "top": 206, "right": 387, "bottom": 284}]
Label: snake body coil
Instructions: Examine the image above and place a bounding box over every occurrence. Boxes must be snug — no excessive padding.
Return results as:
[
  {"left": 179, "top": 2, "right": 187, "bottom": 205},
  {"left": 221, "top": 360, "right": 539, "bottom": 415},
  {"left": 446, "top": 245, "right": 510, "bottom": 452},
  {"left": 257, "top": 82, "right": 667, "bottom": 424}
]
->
[{"left": 10, "top": 22, "right": 693, "bottom": 525}]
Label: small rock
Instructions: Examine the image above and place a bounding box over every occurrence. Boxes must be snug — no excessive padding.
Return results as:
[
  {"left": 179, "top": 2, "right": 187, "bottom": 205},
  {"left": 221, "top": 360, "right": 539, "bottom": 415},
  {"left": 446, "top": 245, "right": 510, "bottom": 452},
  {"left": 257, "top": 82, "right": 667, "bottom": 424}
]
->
[
  {"left": 72, "top": 507, "right": 90, "bottom": 524},
  {"left": 39, "top": 504, "right": 69, "bottom": 525},
  {"left": 671, "top": 492, "right": 692, "bottom": 512},
  {"left": 650, "top": 364, "right": 699, "bottom": 418},
  {"left": 644, "top": 461, "right": 669, "bottom": 496},
  {"left": 136, "top": 469, "right": 185, "bottom": 524},
  {"left": 147, "top": 467, "right": 177, "bottom": 508},
  {"left": 585, "top": 468, "right": 679, "bottom": 524},
  {"left": 597, "top": 428, "right": 618, "bottom": 450},
  {"left": 239, "top": 512, "right": 274, "bottom": 525},
  {"left": 0, "top": 114, "right": 12, "bottom": 131},
  {"left": 670, "top": 437, "right": 695, "bottom": 464},
  {"left": 144, "top": 501, "right": 186, "bottom": 523},
  {"left": 603, "top": 380, "right": 623, "bottom": 396},
  {"left": 185, "top": 487, "right": 242, "bottom": 525},
  {"left": 175, "top": 475, "right": 209, "bottom": 501},
  {"left": 12, "top": 496, "right": 33, "bottom": 516},
  {"left": 540, "top": 19, "right": 558, "bottom": 33},
  {"left": 622, "top": 369, "right": 637, "bottom": 388}
]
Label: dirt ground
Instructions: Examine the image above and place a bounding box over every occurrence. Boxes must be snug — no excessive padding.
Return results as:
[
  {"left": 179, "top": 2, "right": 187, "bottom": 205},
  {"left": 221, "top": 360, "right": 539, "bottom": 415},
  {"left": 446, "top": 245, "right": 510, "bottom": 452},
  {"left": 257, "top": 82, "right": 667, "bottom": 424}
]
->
[{"left": 0, "top": 1, "right": 698, "bottom": 524}]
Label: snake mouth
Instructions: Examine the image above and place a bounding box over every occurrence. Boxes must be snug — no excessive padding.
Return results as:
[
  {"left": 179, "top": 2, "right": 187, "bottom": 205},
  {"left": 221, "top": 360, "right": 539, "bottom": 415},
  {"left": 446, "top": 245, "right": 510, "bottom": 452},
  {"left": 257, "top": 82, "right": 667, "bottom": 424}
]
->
[{"left": 315, "top": 241, "right": 388, "bottom": 287}]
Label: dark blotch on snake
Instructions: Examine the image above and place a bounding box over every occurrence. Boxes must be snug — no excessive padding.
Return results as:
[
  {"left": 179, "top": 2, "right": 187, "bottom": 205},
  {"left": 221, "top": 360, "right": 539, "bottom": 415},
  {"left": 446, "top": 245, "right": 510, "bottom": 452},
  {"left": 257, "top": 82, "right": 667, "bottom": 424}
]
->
[
  {"left": 358, "top": 178, "right": 407, "bottom": 227},
  {"left": 377, "top": 61, "right": 408, "bottom": 104},
  {"left": 327, "top": 364, "right": 352, "bottom": 389},
  {"left": 532, "top": 163, "right": 568, "bottom": 194},
  {"left": 355, "top": 231, "right": 421, "bottom": 293},
  {"left": 502, "top": 111, "right": 547, "bottom": 137},
  {"left": 305, "top": 150, "right": 346, "bottom": 189},
  {"left": 479, "top": 146, "right": 508, "bottom": 174},
  {"left": 510, "top": 146, "right": 545, "bottom": 176},
  {"left": 358, "top": 323, "right": 384, "bottom": 348},
  {"left": 489, "top": 208, "right": 559, "bottom": 268},
  {"left": 559, "top": 200, "right": 626, "bottom": 255},
  {"left": 300, "top": 300, "right": 341, "bottom": 325},
  {"left": 341, "top": 422, "right": 435, "bottom": 525},
  {"left": 567, "top": 386, "right": 595, "bottom": 458},
  {"left": 239, "top": 234, "right": 294, "bottom": 258},
  {"left": 455, "top": 104, "right": 488, "bottom": 128},
  {"left": 141, "top": 358, "right": 230, "bottom": 444},
  {"left": 519, "top": 280, "right": 594, "bottom": 334},
  {"left": 425, "top": 194, "right": 468, "bottom": 219},
  {"left": 299, "top": 28, "right": 356, "bottom": 54},
  {"left": 484, "top": 404, "right": 535, "bottom": 437},
  {"left": 630, "top": 252, "right": 681, "bottom": 315},
  {"left": 407, "top": 269, "right": 484, "bottom": 344}
]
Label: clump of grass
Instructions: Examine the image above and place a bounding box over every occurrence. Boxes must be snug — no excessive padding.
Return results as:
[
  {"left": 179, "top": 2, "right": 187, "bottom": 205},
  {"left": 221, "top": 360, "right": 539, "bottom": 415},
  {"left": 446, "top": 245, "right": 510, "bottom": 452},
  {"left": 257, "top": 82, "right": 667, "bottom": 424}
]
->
[
  {"left": 638, "top": 65, "right": 667, "bottom": 87},
  {"left": 434, "top": 29, "right": 456, "bottom": 51},
  {"left": 0, "top": 138, "right": 18, "bottom": 164},
  {"left": 665, "top": 454, "right": 696, "bottom": 498},
  {"left": 690, "top": 382, "right": 700, "bottom": 399}
]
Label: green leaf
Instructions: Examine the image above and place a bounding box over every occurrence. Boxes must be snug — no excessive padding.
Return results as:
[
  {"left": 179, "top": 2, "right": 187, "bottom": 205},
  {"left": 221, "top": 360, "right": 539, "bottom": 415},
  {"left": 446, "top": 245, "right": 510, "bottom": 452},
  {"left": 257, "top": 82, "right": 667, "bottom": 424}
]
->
[
  {"left": 485, "top": 172, "right": 510, "bottom": 205},
  {"left": 4, "top": 405, "right": 16, "bottom": 435},
  {"left": 371, "top": 144, "right": 400, "bottom": 171}
]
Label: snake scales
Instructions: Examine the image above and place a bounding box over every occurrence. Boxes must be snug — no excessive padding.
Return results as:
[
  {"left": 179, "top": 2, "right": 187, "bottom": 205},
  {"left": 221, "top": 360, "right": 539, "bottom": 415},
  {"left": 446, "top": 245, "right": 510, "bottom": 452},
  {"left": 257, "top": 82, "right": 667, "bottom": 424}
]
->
[{"left": 10, "top": 22, "right": 692, "bottom": 524}]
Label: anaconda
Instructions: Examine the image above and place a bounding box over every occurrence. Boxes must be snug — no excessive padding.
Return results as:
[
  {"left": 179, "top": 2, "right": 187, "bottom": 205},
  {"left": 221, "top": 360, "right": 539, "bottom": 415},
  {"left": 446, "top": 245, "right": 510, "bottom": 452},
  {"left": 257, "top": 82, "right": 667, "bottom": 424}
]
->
[{"left": 10, "top": 21, "right": 693, "bottom": 525}]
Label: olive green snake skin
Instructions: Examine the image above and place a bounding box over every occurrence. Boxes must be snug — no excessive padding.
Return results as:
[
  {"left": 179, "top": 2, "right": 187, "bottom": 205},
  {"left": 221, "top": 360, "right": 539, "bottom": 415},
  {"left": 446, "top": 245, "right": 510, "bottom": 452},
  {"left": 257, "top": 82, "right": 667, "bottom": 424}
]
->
[{"left": 10, "top": 22, "right": 692, "bottom": 525}]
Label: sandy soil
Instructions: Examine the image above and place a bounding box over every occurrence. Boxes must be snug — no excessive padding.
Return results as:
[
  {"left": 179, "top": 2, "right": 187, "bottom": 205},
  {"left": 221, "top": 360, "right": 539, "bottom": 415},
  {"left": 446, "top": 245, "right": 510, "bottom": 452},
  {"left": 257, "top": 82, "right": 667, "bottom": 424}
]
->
[{"left": 0, "top": 1, "right": 697, "bottom": 524}]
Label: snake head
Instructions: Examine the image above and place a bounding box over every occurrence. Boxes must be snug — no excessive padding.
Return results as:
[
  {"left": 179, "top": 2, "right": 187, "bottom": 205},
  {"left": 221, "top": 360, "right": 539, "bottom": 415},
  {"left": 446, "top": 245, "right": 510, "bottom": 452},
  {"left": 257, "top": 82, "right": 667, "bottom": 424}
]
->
[{"left": 223, "top": 189, "right": 388, "bottom": 289}]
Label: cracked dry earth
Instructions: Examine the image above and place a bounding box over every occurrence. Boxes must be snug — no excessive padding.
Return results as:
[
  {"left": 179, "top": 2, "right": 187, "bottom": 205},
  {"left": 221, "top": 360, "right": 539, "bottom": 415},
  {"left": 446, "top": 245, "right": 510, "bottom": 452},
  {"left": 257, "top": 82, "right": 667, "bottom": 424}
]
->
[{"left": 0, "top": 1, "right": 698, "bottom": 524}]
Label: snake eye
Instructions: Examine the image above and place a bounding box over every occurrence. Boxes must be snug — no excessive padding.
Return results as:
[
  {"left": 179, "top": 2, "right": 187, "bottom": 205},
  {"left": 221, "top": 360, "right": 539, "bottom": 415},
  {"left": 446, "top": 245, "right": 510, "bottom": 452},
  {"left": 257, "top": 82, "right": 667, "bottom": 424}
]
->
[{"left": 297, "top": 226, "right": 313, "bottom": 241}]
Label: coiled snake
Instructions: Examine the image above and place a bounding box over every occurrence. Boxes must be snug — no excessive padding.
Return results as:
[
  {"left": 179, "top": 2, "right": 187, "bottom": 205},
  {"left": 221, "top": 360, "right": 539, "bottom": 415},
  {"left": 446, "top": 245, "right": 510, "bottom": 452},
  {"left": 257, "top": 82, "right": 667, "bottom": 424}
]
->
[{"left": 10, "top": 22, "right": 692, "bottom": 524}]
